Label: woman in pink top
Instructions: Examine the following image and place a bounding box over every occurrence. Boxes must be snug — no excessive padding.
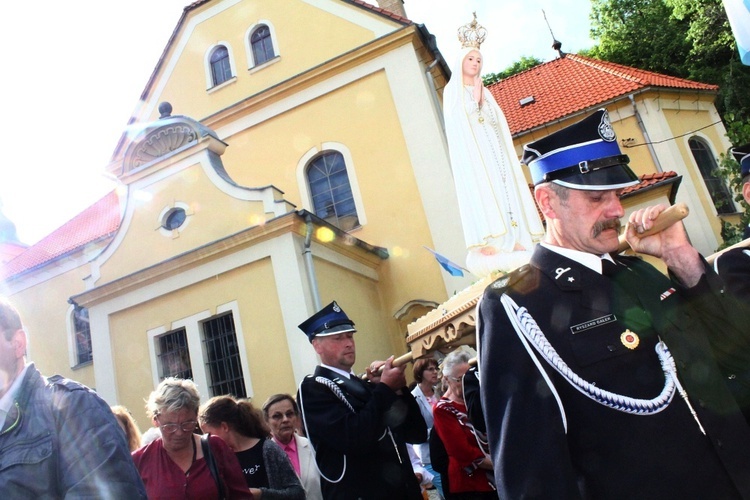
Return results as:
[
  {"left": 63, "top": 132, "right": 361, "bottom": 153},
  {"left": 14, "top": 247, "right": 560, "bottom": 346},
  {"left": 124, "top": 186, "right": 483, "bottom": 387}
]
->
[{"left": 262, "top": 394, "right": 323, "bottom": 500}]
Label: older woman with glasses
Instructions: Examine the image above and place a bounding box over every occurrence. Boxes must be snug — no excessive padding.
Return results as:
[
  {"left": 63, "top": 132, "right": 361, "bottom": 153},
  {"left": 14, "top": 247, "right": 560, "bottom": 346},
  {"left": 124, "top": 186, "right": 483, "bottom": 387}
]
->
[
  {"left": 433, "top": 350, "right": 495, "bottom": 499},
  {"left": 261, "top": 394, "right": 323, "bottom": 500},
  {"left": 132, "top": 378, "right": 251, "bottom": 499}
]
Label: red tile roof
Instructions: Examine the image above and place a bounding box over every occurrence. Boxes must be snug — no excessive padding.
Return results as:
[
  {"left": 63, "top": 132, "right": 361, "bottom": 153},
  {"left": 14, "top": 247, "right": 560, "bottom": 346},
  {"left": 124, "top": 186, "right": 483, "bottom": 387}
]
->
[
  {"left": 0, "top": 191, "right": 121, "bottom": 280},
  {"left": 622, "top": 171, "right": 679, "bottom": 197},
  {"left": 488, "top": 54, "right": 719, "bottom": 136}
]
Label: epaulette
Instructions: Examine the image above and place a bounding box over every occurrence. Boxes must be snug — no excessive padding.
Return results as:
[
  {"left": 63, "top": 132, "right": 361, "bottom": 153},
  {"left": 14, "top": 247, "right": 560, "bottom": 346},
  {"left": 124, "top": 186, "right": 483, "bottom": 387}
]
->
[{"left": 483, "top": 264, "right": 532, "bottom": 297}]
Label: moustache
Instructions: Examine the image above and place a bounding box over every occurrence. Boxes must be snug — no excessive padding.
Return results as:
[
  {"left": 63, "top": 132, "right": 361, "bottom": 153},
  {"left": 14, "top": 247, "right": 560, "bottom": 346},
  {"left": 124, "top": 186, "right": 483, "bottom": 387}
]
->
[{"left": 592, "top": 218, "right": 622, "bottom": 238}]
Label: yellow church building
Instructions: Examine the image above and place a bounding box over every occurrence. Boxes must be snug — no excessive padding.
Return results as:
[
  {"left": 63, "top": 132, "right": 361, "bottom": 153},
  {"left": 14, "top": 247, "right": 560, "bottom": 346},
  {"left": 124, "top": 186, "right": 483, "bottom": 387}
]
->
[{"left": 0, "top": 0, "right": 738, "bottom": 429}]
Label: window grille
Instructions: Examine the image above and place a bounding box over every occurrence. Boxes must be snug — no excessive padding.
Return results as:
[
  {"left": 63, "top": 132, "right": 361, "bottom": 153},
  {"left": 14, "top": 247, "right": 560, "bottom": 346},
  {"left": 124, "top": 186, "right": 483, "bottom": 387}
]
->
[
  {"left": 202, "top": 313, "right": 246, "bottom": 398},
  {"left": 158, "top": 329, "right": 193, "bottom": 380}
]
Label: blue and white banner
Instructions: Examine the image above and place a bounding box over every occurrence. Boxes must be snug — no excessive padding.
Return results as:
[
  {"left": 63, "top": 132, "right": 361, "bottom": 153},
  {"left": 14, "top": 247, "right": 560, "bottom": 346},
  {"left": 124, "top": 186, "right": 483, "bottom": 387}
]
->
[{"left": 723, "top": 0, "right": 750, "bottom": 65}]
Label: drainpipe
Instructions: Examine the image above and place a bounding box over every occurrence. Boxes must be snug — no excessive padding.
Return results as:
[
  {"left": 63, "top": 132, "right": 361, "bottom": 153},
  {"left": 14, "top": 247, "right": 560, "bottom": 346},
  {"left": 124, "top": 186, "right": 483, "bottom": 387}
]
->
[
  {"left": 304, "top": 214, "right": 322, "bottom": 312},
  {"left": 424, "top": 59, "right": 443, "bottom": 128},
  {"left": 629, "top": 94, "right": 663, "bottom": 173}
]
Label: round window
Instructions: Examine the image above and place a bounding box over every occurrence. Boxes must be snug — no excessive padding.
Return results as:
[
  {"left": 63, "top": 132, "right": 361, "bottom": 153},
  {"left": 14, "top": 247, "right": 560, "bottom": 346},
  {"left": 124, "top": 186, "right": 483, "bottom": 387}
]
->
[{"left": 163, "top": 208, "right": 187, "bottom": 230}]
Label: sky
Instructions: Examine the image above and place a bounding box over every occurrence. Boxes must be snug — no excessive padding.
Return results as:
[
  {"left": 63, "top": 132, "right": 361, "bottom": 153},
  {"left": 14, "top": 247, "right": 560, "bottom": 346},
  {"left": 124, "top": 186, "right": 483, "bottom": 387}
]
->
[{"left": 0, "top": 0, "right": 595, "bottom": 246}]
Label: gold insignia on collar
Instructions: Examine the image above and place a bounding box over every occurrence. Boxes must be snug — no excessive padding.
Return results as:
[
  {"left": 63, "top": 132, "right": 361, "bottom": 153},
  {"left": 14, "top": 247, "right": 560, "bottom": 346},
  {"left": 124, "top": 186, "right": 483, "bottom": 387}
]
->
[{"left": 621, "top": 329, "right": 639, "bottom": 350}]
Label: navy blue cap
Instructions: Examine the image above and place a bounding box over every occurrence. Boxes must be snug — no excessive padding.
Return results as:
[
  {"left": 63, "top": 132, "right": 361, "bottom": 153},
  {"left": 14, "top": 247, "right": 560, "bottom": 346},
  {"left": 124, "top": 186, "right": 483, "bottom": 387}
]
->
[
  {"left": 732, "top": 143, "right": 750, "bottom": 178},
  {"left": 522, "top": 109, "right": 640, "bottom": 190},
  {"left": 298, "top": 301, "right": 356, "bottom": 342}
]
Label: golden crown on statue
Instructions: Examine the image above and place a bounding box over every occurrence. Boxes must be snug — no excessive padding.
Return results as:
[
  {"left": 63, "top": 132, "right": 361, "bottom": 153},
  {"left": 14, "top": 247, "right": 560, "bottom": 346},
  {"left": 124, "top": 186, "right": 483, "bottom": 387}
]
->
[{"left": 457, "top": 12, "right": 487, "bottom": 49}]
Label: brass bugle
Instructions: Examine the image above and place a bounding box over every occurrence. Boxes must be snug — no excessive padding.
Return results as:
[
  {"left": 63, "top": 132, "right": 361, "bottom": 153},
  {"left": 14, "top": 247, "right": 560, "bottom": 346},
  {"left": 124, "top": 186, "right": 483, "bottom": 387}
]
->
[{"left": 616, "top": 202, "right": 689, "bottom": 254}]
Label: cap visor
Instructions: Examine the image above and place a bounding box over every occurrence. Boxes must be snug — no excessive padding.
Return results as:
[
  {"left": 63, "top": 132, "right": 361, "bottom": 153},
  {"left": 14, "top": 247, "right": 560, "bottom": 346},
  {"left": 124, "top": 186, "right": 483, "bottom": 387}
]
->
[
  {"left": 315, "top": 324, "right": 357, "bottom": 337},
  {"left": 553, "top": 164, "right": 639, "bottom": 191}
]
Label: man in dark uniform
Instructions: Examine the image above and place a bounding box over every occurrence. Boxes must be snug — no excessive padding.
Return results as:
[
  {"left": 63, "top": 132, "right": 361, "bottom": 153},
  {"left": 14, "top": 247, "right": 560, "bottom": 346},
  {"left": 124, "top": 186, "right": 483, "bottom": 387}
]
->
[
  {"left": 713, "top": 142, "right": 750, "bottom": 421},
  {"left": 297, "top": 301, "right": 427, "bottom": 500},
  {"left": 477, "top": 109, "right": 750, "bottom": 499},
  {"left": 715, "top": 142, "right": 750, "bottom": 298}
]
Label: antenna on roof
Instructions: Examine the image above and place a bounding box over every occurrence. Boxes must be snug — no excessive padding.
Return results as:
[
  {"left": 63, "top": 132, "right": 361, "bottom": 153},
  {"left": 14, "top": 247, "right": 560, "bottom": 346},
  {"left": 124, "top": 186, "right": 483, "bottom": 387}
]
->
[{"left": 542, "top": 9, "right": 565, "bottom": 58}]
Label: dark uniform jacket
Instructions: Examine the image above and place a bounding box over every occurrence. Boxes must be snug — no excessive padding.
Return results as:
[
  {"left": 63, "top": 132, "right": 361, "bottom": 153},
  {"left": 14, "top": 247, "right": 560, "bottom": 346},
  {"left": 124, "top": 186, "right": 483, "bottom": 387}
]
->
[
  {"left": 713, "top": 247, "right": 750, "bottom": 420},
  {"left": 0, "top": 363, "right": 146, "bottom": 497},
  {"left": 298, "top": 366, "right": 427, "bottom": 500},
  {"left": 478, "top": 245, "right": 750, "bottom": 500}
]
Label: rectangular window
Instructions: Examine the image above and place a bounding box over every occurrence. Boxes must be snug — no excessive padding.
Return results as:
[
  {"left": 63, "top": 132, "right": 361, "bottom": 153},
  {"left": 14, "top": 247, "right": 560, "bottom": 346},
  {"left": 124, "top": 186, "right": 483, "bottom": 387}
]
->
[
  {"left": 73, "top": 306, "right": 93, "bottom": 364},
  {"left": 158, "top": 328, "right": 193, "bottom": 380},
  {"left": 202, "top": 313, "right": 246, "bottom": 398}
]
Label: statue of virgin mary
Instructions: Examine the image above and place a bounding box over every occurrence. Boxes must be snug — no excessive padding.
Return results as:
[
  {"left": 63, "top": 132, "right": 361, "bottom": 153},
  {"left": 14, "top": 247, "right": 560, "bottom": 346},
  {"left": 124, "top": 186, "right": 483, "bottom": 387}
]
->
[{"left": 443, "top": 14, "right": 544, "bottom": 276}]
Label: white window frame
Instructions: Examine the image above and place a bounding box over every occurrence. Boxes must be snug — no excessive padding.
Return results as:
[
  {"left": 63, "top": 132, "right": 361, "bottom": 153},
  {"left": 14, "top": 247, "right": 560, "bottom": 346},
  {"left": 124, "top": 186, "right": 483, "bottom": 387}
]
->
[
  {"left": 685, "top": 133, "right": 739, "bottom": 215},
  {"left": 244, "top": 20, "right": 281, "bottom": 71},
  {"left": 296, "top": 142, "right": 367, "bottom": 227},
  {"left": 204, "top": 42, "right": 238, "bottom": 90},
  {"left": 158, "top": 201, "right": 193, "bottom": 238},
  {"left": 66, "top": 304, "right": 93, "bottom": 369},
  {"left": 146, "top": 301, "right": 253, "bottom": 401}
]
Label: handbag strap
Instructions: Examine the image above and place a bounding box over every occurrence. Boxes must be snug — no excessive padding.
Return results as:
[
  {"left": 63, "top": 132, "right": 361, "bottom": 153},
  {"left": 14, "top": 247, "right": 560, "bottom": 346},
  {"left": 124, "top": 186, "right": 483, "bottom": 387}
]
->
[{"left": 201, "top": 434, "right": 226, "bottom": 499}]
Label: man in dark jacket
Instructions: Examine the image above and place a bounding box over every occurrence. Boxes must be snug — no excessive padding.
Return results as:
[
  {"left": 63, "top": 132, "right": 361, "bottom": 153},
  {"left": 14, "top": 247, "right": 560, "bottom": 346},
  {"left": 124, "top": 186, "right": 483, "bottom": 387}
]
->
[
  {"left": 297, "top": 301, "right": 427, "bottom": 500},
  {"left": 0, "top": 297, "right": 146, "bottom": 497},
  {"left": 712, "top": 142, "right": 750, "bottom": 422},
  {"left": 478, "top": 109, "right": 750, "bottom": 499}
]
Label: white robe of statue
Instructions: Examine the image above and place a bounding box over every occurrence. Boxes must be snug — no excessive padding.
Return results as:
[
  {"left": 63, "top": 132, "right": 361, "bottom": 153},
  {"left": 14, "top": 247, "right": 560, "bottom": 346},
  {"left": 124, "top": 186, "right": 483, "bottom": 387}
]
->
[{"left": 443, "top": 47, "right": 544, "bottom": 276}]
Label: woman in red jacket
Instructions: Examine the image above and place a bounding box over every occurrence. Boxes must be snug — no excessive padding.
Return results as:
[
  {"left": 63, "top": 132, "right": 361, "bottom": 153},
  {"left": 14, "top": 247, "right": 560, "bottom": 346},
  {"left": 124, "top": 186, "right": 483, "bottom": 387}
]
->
[{"left": 433, "top": 350, "right": 495, "bottom": 499}]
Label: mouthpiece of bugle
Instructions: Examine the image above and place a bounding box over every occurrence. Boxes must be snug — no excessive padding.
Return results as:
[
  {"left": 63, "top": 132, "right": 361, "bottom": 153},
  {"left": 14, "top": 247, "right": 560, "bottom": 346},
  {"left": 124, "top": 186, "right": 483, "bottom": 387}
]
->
[{"left": 616, "top": 202, "right": 689, "bottom": 253}]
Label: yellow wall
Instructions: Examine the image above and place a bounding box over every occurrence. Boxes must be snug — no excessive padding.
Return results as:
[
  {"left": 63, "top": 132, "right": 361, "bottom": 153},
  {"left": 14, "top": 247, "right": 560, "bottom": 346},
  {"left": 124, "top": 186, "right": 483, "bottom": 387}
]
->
[
  {"left": 314, "top": 256, "right": 407, "bottom": 375},
  {"left": 220, "top": 71, "right": 448, "bottom": 315},
  {"left": 110, "top": 256, "right": 296, "bottom": 430},
  {"left": 9, "top": 266, "right": 96, "bottom": 388},
  {"left": 97, "top": 160, "right": 271, "bottom": 284},
  {"left": 152, "top": 0, "right": 399, "bottom": 122}
]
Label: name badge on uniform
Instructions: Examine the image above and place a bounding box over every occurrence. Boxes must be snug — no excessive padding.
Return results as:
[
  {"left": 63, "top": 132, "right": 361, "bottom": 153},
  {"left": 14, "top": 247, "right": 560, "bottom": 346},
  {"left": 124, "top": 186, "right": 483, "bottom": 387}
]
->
[{"left": 570, "top": 314, "right": 617, "bottom": 334}]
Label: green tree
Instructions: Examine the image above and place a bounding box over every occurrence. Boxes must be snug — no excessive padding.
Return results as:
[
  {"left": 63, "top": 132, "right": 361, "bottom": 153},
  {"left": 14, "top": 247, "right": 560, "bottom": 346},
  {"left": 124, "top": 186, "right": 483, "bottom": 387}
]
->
[
  {"left": 589, "top": 0, "right": 750, "bottom": 246},
  {"left": 588, "top": 0, "right": 692, "bottom": 77},
  {"left": 483, "top": 56, "right": 543, "bottom": 86}
]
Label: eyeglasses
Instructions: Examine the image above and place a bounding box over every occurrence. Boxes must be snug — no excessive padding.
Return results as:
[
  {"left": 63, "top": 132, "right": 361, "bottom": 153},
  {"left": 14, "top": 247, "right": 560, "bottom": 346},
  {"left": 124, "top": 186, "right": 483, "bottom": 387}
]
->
[
  {"left": 157, "top": 418, "right": 198, "bottom": 434},
  {"left": 270, "top": 410, "right": 297, "bottom": 421},
  {"left": 447, "top": 375, "right": 464, "bottom": 383}
]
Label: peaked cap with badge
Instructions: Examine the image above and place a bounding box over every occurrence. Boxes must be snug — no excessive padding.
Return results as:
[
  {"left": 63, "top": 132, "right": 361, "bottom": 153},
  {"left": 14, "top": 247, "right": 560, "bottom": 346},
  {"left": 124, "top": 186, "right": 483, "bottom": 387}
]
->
[
  {"left": 522, "top": 109, "right": 640, "bottom": 190},
  {"left": 298, "top": 301, "right": 356, "bottom": 342}
]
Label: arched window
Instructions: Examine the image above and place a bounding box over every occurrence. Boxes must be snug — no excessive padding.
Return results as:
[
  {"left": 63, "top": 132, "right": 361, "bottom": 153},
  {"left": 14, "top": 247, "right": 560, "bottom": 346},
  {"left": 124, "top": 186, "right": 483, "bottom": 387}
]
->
[
  {"left": 250, "top": 25, "right": 274, "bottom": 66},
  {"left": 689, "top": 137, "right": 735, "bottom": 214},
  {"left": 210, "top": 45, "right": 232, "bottom": 86},
  {"left": 307, "top": 151, "right": 359, "bottom": 231}
]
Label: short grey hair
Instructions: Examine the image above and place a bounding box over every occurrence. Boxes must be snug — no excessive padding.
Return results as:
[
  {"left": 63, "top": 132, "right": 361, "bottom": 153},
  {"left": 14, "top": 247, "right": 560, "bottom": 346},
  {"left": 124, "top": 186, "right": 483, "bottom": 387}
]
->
[
  {"left": 146, "top": 377, "right": 201, "bottom": 419},
  {"left": 442, "top": 350, "right": 471, "bottom": 378}
]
